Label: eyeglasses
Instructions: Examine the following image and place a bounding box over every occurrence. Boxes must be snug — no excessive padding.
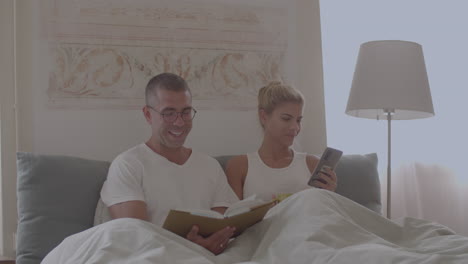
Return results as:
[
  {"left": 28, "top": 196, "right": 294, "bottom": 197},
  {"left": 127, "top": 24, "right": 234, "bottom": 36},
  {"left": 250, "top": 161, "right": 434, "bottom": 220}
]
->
[{"left": 147, "top": 105, "right": 197, "bottom": 123}]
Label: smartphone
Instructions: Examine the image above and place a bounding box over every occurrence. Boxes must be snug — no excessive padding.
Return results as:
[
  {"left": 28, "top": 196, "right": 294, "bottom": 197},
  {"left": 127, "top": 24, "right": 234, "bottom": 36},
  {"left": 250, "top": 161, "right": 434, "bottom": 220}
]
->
[{"left": 307, "top": 147, "right": 343, "bottom": 186}]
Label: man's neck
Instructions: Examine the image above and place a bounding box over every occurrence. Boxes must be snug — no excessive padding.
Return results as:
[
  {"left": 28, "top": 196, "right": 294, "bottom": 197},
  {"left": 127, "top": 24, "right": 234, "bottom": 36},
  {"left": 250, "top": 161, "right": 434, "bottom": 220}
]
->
[{"left": 145, "top": 140, "right": 191, "bottom": 165}]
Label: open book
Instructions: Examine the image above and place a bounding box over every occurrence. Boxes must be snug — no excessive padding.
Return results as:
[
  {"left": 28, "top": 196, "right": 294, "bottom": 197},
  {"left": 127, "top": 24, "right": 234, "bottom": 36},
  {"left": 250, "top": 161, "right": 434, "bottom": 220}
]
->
[{"left": 162, "top": 196, "right": 276, "bottom": 237}]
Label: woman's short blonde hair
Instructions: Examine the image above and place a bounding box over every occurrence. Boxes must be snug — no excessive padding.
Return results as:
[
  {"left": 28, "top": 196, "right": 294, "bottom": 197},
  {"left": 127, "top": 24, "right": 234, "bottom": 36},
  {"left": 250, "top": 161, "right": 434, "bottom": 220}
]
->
[{"left": 258, "top": 81, "right": 304, "bottom": 113}]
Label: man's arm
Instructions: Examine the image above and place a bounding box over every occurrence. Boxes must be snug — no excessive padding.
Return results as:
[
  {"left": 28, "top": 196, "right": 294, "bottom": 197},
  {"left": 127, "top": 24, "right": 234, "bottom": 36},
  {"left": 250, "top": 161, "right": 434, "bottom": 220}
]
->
[{"left": 108, "top": 200, "right": 149, "bottom": 221}]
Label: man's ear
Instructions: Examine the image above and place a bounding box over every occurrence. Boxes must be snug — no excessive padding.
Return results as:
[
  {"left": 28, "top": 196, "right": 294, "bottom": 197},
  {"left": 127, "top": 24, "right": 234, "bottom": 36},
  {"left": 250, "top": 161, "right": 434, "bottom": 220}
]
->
[
  {"left": 143, "top": 106, "right": 152, "bottom": 124},
  {"left": 258, "top": 108, "right": 267, "bottom": 127}
]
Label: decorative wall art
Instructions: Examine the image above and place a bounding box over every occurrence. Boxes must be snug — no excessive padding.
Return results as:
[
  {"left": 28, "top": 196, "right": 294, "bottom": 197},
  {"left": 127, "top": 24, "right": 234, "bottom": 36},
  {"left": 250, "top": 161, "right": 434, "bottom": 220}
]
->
[{"left": 44, "top": 0, "right": 289, "bottom": 109}]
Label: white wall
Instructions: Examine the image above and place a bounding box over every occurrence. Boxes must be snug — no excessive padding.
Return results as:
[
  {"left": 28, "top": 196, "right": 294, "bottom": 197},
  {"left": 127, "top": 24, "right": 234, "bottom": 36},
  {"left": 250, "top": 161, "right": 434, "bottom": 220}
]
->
[
  {"left": 295, "top": 0, "right": 327, "bottom": 154},
  {"left": 189, "top": 0, "right": 326, "bottom": 156},
  {"left": 17, "top": 0, "right": 326, "bottom": 160},
  {"left": 6, "top": 0, "right": 326, "bottom": 258},
  {"left": 0, "top": 0, "right": 17, "bottom": 257}
]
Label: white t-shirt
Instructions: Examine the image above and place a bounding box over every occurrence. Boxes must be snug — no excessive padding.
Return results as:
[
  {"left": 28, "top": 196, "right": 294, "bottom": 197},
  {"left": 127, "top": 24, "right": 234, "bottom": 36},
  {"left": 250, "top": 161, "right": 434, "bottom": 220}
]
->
[
  {"left": 243, "top": 150, "right": 312, "bottom": 202},
  {"left": 101, "top": 143, "right": 239, "bottom": 226}
]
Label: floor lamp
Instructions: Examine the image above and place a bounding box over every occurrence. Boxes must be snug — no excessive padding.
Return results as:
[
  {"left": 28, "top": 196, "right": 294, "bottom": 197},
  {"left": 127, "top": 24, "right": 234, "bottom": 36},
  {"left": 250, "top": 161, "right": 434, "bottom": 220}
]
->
[{"left": 345, "top": 40, "right": 435, "bottom": 219}]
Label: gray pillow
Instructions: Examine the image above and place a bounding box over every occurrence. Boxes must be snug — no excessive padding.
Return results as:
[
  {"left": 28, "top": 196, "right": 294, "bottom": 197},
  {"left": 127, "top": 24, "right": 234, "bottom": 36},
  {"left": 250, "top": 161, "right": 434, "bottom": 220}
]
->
[
  {"left": 335, "top": 153, "right": 381, "bottom": 214},
  {"left": 16, "top": 152, "right": 110, "bottom": 264},
  {"left": 214, "top": 155, "right": 232, "bottom": 170}
]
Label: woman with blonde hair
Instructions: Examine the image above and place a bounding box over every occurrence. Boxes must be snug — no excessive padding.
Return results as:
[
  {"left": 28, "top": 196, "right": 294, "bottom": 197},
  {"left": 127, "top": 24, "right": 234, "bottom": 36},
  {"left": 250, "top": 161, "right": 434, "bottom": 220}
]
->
[{"left": 226, "top": 81, "right": 337, "bottom": 201}]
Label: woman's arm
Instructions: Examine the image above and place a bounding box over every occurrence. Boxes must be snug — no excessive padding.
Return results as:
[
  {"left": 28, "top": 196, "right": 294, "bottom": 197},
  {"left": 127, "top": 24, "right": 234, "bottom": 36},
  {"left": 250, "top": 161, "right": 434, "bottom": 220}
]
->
[{"left": 225, "top": 155, "right": 248, "bottom": 200}]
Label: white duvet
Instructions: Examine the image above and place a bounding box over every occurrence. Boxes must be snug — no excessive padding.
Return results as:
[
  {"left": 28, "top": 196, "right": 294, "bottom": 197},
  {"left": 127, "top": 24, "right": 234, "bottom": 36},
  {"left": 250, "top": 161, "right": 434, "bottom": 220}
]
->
[{"left": 43, "top": 189, "right": 468, "bottom": 264}]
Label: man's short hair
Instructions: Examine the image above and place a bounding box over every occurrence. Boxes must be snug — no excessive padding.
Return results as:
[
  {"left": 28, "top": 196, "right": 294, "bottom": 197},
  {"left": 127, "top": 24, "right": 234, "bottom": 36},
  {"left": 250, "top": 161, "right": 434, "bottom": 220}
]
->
[{"left": 145, "top": 73, "right": 191, "bottom": 106}]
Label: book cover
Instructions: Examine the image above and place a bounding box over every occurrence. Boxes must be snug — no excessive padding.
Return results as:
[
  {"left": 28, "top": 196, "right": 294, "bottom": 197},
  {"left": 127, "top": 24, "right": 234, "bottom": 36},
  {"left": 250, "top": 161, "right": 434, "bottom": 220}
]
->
[{"left": 162, "top": 200, "right": 276, "bottom": 237}]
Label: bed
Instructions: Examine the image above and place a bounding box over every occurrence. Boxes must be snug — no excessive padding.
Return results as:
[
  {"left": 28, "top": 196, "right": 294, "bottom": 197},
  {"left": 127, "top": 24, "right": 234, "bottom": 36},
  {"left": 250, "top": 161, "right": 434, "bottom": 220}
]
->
[{"left": 16, "top": 152, "right": 468, "bottom": 263}]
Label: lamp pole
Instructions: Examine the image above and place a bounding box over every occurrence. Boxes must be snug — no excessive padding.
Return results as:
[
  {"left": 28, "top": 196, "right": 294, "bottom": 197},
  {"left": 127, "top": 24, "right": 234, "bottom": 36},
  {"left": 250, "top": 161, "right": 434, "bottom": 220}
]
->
[{"left": 386, "top": 110, "right": 393, "bottom": 219}]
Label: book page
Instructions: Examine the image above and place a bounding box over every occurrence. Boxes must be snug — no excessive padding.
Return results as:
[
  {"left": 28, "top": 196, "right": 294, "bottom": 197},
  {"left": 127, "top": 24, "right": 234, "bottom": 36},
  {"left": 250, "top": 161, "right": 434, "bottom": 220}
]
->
[
  {"left": 177, "top": 209, "right": 223, "bottom": 219},
  {"left": 175, "top": 195, "right": 267, "bottom": 219},
  {"left": 224, "top": 195, "right": 266, "bottom": 217}
]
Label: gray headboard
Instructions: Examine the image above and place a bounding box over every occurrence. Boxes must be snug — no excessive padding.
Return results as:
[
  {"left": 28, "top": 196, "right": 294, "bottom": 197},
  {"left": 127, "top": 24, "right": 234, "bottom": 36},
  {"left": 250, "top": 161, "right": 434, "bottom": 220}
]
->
[{"left": 16, "top": 152, "right": 380, "bottom": 264}]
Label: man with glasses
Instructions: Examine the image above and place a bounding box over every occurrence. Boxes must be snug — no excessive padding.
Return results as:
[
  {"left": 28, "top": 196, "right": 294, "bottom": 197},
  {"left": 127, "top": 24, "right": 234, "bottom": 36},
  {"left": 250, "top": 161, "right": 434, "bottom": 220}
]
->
[{"left": 100, "top": 73, "right": 239, "bottom": 255}]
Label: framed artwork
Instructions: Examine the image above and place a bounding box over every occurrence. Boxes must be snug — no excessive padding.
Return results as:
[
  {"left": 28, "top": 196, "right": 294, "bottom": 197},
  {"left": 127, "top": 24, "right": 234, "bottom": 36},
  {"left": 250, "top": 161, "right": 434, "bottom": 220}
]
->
[{"left": 44, "top": 0, "right": 289, "bottom": 110}]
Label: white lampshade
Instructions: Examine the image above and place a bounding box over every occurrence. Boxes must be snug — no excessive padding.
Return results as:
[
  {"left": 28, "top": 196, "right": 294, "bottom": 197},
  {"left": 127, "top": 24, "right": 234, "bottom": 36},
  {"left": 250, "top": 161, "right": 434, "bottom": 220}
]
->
[{"left": 346, "top": 40, "right": 435, "bottom": 120}]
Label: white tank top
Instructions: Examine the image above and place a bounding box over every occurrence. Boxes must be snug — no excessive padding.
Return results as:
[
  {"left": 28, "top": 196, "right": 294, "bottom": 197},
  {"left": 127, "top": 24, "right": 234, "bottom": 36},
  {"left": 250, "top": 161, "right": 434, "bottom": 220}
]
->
[{"left": 243, "top": 150, "right": 312, "bottom": 202}]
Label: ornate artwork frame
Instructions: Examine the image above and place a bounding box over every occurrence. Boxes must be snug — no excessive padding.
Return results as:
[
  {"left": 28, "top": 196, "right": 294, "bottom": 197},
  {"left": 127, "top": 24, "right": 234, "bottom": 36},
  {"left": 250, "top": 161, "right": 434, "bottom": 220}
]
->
[{"left": 44, "top": 0, "right": 289, "bottom": 110}]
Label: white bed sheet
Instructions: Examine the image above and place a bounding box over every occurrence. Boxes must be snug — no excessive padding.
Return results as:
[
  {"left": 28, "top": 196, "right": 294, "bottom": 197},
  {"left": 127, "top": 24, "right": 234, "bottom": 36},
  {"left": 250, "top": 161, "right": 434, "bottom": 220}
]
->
[{"left": 43, "top": 189, "right": 468, "bottom": 264}]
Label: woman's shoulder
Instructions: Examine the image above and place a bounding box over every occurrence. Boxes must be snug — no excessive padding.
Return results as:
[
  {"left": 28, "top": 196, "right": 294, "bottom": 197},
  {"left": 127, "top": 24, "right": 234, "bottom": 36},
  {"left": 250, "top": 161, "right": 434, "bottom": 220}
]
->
[
  {"left": 292, "top": 150, "right": 319, "bottom": 163},
  {"left": 305, "top": 153, "right": 320, "bottom": 161},
  {"left": 225, "top": 154, "right": 248, "bottom": 177},
  {"left": 226, "top": 154, "right": 248, "bottom": 169},
  {"left": 305, "top": 153, "right": 320, "bottom": 172}
]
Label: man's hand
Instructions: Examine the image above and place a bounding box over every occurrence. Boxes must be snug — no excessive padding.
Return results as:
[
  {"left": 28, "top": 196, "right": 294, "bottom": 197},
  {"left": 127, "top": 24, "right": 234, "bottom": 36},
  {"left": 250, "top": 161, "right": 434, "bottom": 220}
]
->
[{"left": 186, "top": 225, "right": 236, "bottom": 255}]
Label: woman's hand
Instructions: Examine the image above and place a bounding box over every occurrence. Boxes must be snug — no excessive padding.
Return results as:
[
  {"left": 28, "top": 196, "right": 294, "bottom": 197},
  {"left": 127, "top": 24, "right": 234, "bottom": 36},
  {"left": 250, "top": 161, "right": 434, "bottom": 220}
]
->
[
  {"left": 186, "top": 225, "right": 236, "bottom": 255},
  {"left": 310, "top": 167, "right": 338, "bottom": 192}
]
